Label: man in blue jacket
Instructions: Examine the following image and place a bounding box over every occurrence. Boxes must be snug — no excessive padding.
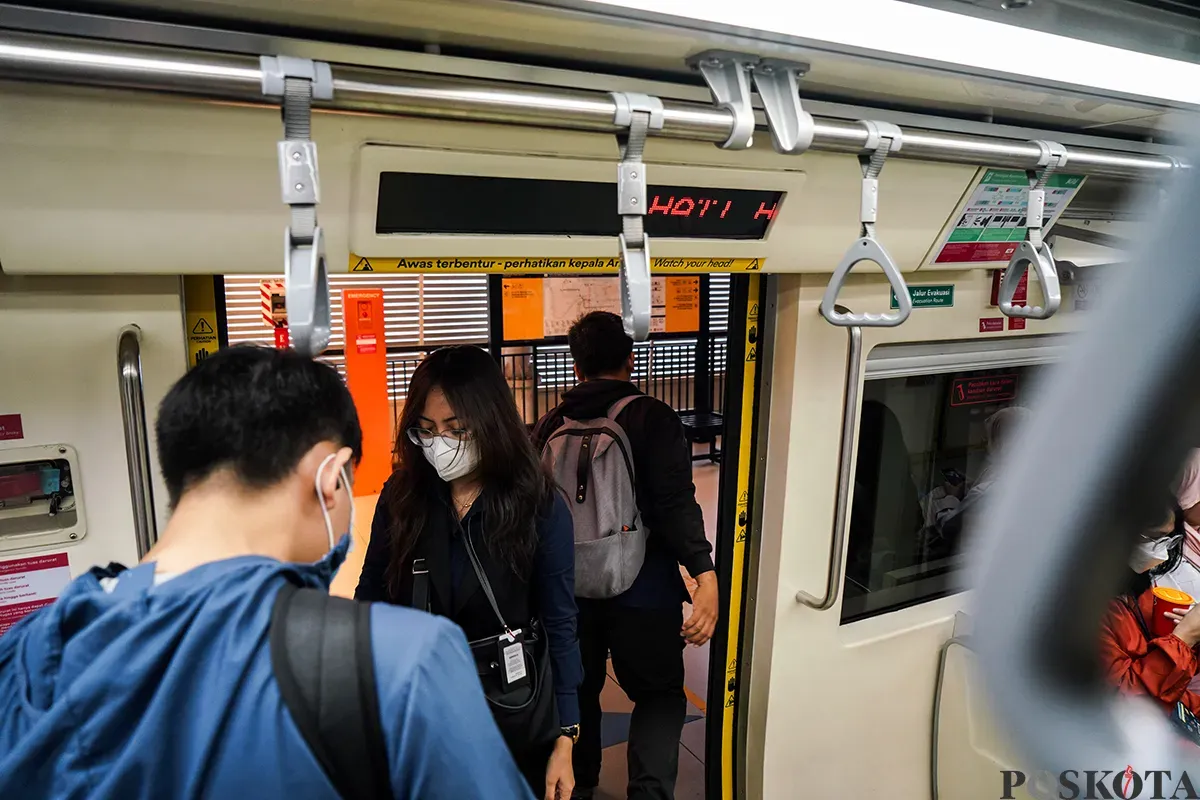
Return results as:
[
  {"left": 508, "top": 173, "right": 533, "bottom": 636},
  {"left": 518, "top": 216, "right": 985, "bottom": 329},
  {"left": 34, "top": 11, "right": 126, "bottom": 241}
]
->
[{"left": 0, "top": 345, "right": 533, "bottom": 799}]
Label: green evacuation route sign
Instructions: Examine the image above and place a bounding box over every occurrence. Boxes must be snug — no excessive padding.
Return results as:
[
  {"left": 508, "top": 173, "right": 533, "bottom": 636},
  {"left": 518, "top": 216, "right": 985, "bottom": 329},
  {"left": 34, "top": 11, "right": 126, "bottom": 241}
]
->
[{"left": 891, "top": 284, "right": 955, "bottom": 309}]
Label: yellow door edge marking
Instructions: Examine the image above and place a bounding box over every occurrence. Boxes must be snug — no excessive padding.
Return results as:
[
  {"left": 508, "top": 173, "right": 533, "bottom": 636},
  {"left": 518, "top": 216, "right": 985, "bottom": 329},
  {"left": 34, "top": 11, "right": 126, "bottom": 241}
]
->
[
  {"left": 183, "top": 276, "right": 218, "bottom": 369},
  {"left": 722, "top": 275, "right": 759, "bottom": 800},
  {"left": 349, "top": 254, "right": 764, "bottom": 274}
]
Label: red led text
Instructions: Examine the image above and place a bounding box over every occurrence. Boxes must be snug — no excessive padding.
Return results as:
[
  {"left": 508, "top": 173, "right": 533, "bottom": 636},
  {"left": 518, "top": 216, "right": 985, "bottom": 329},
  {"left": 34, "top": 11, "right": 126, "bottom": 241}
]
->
[
  {"left": 649, "top": 195, "right": 735, "bottom": 219},
  {"left": 754, "top": 201, "right": 778, "bottom": 221}
]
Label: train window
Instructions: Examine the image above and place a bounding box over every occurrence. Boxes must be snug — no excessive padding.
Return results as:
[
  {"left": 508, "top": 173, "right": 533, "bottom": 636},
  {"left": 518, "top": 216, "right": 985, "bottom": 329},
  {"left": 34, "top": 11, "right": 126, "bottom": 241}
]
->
[{"left": 840, "top": 337, "right": 1066, "bottom": 623}]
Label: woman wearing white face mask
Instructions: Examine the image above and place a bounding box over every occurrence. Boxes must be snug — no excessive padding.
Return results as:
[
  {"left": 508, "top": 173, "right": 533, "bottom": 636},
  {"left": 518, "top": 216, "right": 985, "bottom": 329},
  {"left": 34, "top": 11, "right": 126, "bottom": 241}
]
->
[
  {"left": 1099, "top": 503, "right": 1200, "bottom": 717},
  {"left": 355, "top": 346, "right": 582, "bottom": 800}
]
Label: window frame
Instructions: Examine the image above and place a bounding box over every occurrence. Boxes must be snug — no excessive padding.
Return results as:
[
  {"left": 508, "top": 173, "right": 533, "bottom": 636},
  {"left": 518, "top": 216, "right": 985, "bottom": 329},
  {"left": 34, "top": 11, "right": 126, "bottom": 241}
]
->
[{"left": 840, "top": 334, "right": 1069, "bottom": 624}]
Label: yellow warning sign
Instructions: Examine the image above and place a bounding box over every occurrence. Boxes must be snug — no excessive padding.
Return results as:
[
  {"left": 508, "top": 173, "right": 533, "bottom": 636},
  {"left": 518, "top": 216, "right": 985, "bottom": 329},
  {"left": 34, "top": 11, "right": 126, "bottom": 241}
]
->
[
  {"left": 183, "top": 276, "right": 219, "bottom": 368},
  {"left": 349, "top": 254, "right": 764, "bottom": 274}
]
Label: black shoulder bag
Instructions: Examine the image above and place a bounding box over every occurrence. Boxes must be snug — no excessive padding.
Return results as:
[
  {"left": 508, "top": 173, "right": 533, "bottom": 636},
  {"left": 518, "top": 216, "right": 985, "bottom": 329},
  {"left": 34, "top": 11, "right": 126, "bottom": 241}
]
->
[
  {"left": 270, "top": 583, "right": 391, "bottom": 799},
  {"left": 412, "top": 533, "right": 559, "bottom": 754}
]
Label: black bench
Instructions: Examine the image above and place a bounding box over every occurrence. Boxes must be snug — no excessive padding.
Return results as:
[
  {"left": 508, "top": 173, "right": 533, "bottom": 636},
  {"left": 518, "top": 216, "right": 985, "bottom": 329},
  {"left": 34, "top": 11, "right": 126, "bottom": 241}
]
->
[{"left": 677, "top": 412, "right": 723, "bottom": 464}]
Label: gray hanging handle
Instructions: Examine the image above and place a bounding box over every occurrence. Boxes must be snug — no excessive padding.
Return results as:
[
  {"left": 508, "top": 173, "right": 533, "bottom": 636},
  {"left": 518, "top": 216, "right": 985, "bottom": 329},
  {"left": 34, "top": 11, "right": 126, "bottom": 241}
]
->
[
  {"left": 262, "top": 55, "right": 333, "bottom": 357},
  {"left": 971, "top": 140, "right": 1200, "bottom": 780},
  {"left": 611, "top": 92, "right": 664, "bottom": 342},
  {"left": 998, "top": 140, "right": 1067, "bottom": 321},
  {"left": 820, "top": 121, "right": 912, "bottom": 328}
]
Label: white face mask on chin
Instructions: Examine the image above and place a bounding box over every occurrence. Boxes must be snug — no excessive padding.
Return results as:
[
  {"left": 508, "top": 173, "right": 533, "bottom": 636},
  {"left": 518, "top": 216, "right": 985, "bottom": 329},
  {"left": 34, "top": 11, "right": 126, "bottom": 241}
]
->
[{"left": 422, "top": 436, "right": 480, "bottom": 483}]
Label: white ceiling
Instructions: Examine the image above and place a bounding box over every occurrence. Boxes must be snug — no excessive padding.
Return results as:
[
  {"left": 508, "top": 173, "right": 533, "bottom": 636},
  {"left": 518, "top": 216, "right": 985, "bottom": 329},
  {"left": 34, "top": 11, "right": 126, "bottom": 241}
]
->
[{"left": 31, "top": 0, "right": 1198, "bottom": 139}]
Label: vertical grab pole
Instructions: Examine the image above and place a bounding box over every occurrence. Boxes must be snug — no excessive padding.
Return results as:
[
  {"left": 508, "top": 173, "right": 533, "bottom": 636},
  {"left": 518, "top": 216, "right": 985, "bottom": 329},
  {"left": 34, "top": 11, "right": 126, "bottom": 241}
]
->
[
  {"left": 796, "top": 313, "right": 862, "bottom": 608},
  {"left": 117, "top": 325, "right": 158, "bottom": 559}
]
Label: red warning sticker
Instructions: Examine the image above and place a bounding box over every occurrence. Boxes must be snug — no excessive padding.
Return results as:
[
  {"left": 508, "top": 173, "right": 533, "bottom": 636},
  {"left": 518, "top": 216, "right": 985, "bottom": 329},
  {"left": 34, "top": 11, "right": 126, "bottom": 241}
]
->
[
  {"left": 356, "top": 334, "right": 378, "bottom": 355},
  {"left": 0, "top": 414, "right": 23, "bottom": 442},
  {"left": 990, "top": 269, "right": 1029, "bottom": 308},
  {"left": 1008, "top": 317, "right": 1026, "bottom": 331},
  {"left": 979, "top": 318, "right": 1004, "bottom": 333},
  {"left": 950, "top": 374, "right": 1019, "bottom": 407}
]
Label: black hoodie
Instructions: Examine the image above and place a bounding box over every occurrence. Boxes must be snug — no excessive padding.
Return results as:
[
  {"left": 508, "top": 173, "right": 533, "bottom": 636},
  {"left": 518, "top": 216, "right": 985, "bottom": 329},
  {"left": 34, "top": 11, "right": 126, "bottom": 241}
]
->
[{"left": 533, "top": 379, "right": 715, "bottom": 609}]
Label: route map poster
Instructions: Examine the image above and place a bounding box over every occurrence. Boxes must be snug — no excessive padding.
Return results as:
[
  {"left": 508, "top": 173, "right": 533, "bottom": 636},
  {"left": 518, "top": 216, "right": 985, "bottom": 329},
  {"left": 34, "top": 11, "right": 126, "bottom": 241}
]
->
[
  {"left": 927, "top": 168, "right": 1085, "bottom": 266},
  {"left": 502, "top": 276, "right": 701, "bottom": 340}
]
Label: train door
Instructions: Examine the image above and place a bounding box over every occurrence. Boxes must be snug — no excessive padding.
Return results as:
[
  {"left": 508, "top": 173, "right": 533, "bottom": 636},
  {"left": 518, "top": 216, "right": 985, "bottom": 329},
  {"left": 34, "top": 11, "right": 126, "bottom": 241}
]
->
[
  {"left": 742, "top": 270, "right": 1076, "bottom": 799},
  {"left": 212, "top": 263, "right": 771, "bottom": 800}
]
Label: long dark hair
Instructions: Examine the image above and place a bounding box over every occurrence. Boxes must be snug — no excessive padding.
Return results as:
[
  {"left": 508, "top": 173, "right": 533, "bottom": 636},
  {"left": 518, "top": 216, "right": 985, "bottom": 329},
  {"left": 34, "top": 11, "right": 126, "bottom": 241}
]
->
[
  {"left": 383, "top": 346, "right": 552, "bottom": 594},
  {"left": 1120, "top": 503, "right": 1185, "bottom": 599}
]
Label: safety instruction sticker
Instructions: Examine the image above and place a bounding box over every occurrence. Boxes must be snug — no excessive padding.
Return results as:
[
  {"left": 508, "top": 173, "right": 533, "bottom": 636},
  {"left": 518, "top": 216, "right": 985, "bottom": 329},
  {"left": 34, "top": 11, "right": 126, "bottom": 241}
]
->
[
  {"left": 928, "top": 169, "right": 1085, "bottom": 265},
  {"left": 0, "top": 553, "right": 70, "bottom": 636},
  {"left": 350, "top": 255, "right": 763, "bottom": 274},
  {"left": 183, "top": 276, "right": 219, "bottom": 368}
]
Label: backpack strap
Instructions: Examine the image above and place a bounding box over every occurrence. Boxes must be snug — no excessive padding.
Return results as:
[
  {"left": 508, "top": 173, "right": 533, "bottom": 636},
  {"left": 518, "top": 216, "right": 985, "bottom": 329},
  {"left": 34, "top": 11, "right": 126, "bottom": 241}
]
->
[
  {"left": 270, "top": 583, "right": 391, "bottom": 800},
  {"left": 606, "top": 393, "right": 649, "bottom": 422}
]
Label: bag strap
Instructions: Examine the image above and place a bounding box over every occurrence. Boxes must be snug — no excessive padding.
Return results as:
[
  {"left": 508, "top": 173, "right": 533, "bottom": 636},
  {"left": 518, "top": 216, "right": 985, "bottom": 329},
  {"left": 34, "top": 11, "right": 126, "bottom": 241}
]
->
[
  {"left": 462, "top": 530, "right": 513, "bottom": 635},
  {"left": 270, "top": 583, "right": 391, "bottom": 800},
  {"left": 412, "top": 558, "right": 430, "bottom": 612},
  {"left": 606, "top": 393, "right": 648, "bottom": 422}
]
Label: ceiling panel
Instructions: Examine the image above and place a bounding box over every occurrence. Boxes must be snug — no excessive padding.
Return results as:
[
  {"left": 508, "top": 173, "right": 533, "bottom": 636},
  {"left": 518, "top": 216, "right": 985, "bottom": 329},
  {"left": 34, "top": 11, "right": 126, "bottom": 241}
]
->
[{"left": 16, "top": 0, "right": 1193, "bottom": 139}]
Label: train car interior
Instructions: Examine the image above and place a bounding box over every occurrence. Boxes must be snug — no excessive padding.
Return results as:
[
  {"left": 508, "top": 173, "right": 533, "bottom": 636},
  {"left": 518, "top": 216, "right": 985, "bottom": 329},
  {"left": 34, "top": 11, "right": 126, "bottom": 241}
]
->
[{"left": 0, "top": 1, "right": 1190, "bottom": 798}]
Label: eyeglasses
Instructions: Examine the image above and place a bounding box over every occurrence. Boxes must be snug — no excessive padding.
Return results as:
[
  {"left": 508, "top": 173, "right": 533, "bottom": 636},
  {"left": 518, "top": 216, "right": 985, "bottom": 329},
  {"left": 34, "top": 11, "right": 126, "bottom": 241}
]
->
[
  {"left": 1138, "top": 531, "right": 1184, "bottom": 548},
  {"left": 406, "top": 426, "right": 471, "bottom": 447}
]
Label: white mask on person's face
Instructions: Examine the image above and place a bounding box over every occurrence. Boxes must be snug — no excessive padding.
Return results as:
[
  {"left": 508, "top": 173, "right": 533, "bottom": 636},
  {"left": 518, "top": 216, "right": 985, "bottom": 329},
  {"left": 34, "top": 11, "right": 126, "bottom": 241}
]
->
[
  {"left": 1129, "top": 537, "right": 1174, "bottom": 573},
  {"left": 315, "top": 452, "right": 355, "bottom": 553},
  {"left": 422, "top": 436, "right": 480, "bottom": 483}
]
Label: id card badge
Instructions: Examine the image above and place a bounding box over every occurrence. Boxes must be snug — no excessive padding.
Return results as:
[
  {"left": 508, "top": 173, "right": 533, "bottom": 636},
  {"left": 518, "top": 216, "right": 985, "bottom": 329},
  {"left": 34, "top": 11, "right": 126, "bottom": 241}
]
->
[{"left": 498, "top": 629, "right": 529, "bottom": 691}]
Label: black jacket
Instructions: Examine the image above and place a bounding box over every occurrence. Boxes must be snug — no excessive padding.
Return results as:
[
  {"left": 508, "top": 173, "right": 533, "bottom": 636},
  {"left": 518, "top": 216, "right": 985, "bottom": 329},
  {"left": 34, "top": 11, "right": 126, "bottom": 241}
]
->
[
  {"left": 533, "top": 379, "right": 714, "bottom": 608},
  {"left": 355, "top": 481, "right": 583, "bottom": 728}
]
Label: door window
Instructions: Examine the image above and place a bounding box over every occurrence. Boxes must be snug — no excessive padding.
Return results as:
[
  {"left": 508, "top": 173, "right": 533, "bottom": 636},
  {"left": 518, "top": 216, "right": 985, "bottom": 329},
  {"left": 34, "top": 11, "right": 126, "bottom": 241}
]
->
[{"left": 841, "top": 363, "right": 1042, "bottom": 623}]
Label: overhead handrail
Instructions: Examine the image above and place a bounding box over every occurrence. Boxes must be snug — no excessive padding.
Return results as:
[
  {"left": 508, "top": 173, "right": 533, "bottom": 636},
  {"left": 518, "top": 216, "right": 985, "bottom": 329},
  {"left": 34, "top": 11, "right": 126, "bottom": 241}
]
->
[
  {"left": 971, "top": 140, "right": 1200, "bottom": 778},
  {"left": 611, "top": 92, "right": 663, "bottom": 341},
  {"left": 117, "top": 325, "right": 158, "bottom": 559},
  {"left": 261, "top": 55, "right": 332, "bottom": 357},
  {"left": 997, "top": 140, "right": 1068, "bottom": 320},
  {"left": 1050, "top": 225, "right": 1131, "bottom": 251},
  {"left": 0, "top": 33, "right": 1184, "bottom": 181},
  {"left": 796, "top": 313, "right": 862, "bottom": 608},
  {"left": 820, "top": 121, "right": 913, "bottom": 328}
]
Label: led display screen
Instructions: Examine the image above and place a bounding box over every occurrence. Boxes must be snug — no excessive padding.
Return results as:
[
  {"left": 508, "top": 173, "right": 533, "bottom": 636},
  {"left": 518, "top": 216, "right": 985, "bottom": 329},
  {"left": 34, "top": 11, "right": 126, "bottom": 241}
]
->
[{"left": 375, "top": 172, "right": 783, "bottom": 240}]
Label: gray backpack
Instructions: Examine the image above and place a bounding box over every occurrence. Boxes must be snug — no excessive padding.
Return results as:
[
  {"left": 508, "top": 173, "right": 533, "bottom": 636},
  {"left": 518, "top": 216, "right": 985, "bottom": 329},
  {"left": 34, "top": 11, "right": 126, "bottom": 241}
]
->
[{"left": 542, "top": 396, "right": 647, "bottom": 599}]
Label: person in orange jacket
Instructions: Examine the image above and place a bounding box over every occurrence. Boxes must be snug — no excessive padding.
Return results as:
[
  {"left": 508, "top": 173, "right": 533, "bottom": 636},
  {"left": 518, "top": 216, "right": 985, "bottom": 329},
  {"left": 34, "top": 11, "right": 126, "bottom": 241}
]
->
[{"left": 1101, "top": 503, "right": 1200, "bottom": 715}]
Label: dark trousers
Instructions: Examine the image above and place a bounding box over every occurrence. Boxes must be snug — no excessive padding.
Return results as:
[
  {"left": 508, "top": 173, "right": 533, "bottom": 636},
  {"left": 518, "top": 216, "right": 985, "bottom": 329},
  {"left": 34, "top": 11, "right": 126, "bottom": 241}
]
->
[
  {"left": 515, "top": 742, "right": 553, "bottom": 799},
  {"left": 575, "top": 600, "right": 686, "bottom": 800}
]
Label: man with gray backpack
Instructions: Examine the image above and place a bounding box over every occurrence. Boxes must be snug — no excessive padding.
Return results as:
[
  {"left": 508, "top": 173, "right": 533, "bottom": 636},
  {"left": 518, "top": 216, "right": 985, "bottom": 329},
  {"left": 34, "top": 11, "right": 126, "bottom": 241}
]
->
[{"left": 534, "top": 312, "right": 718, "bottom": 800}]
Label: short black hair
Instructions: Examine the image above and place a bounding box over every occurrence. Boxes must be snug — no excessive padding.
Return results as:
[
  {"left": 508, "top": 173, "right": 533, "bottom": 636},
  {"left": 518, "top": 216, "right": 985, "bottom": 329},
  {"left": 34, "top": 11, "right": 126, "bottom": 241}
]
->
[
  {"left": 567, "top": 312, "right": 633, "bottom": 379},
  {"left": 156, "top": 345, "right": 362, "bottom": 506}
]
